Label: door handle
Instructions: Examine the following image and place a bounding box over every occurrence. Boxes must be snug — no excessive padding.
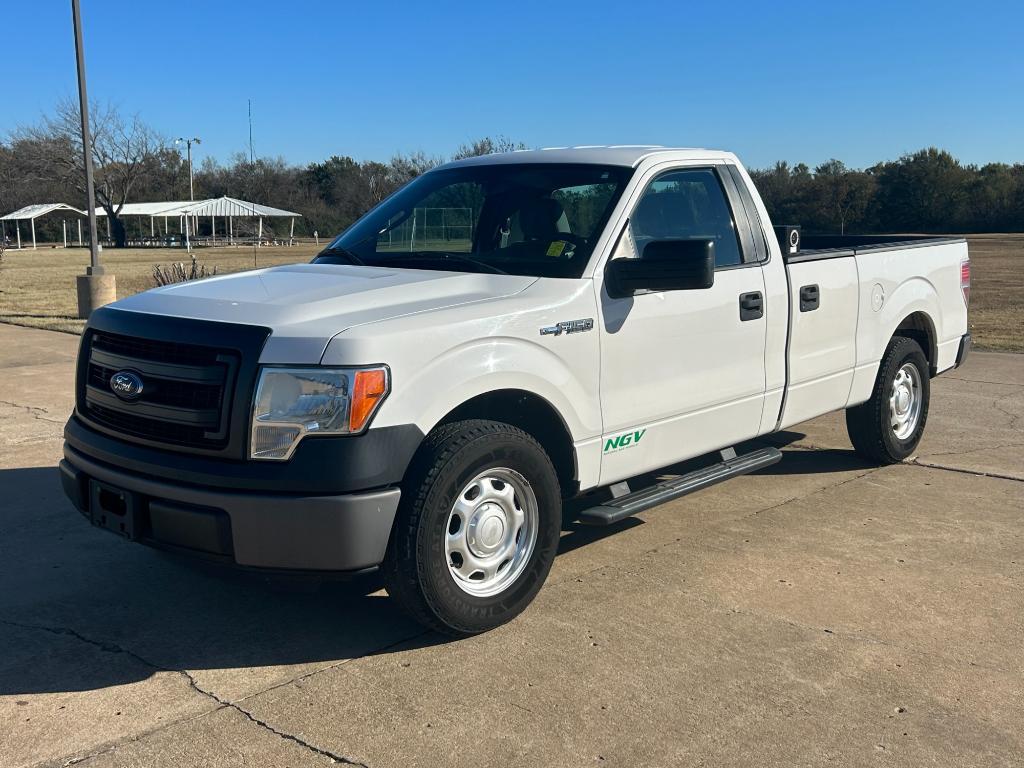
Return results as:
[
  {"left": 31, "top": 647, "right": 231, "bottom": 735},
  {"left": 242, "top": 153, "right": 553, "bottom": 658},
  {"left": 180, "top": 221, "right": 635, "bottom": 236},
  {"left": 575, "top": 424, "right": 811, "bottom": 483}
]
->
[
  {"left": 799, "top": 284, "right": 820, "bottom": 312},
  {"left": 739, "top": 291, "right": 763, "bottom": 321}
]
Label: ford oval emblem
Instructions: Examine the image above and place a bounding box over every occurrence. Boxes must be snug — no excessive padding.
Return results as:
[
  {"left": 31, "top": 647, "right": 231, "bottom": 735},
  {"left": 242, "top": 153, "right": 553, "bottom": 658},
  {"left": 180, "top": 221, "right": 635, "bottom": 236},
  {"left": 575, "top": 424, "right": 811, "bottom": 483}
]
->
[{"left": 110, "top": 370, "right": 144, "bottom": 400}]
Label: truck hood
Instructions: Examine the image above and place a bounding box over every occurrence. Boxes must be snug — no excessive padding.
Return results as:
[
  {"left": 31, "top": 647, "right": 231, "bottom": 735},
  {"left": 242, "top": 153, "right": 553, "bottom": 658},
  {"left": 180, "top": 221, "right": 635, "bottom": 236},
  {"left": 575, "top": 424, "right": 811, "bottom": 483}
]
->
[{"left": 109, "top": 263, "right": 538, "bottom": 363}]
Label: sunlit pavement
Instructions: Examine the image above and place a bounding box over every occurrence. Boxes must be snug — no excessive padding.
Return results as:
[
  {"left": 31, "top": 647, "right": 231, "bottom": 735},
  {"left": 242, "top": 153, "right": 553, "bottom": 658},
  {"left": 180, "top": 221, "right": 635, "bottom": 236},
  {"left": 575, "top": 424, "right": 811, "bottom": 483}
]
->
[{"left": 1, "top": 322, "right": 1021, "bottom": 768}]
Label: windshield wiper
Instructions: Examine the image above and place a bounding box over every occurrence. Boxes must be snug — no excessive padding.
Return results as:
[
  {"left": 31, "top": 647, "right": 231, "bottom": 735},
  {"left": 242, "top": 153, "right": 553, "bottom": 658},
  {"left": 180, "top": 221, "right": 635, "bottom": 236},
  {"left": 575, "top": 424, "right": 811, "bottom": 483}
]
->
[
  {"left": 314, "top": 246, "right": 367, "bottom": 266},
  {"left": 392, "top": 252, "right": 508, "bottom": 275}
]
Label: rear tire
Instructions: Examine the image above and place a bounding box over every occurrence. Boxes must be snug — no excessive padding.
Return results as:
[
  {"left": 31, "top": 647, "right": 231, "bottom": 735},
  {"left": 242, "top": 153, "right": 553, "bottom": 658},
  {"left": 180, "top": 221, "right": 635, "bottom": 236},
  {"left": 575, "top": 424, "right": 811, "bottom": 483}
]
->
[
  {"left": 845, "top": 336, "right": 930, "bottom": 464},
  {"left": 382, "top": 419, "right": 562, "bottom": 636}
]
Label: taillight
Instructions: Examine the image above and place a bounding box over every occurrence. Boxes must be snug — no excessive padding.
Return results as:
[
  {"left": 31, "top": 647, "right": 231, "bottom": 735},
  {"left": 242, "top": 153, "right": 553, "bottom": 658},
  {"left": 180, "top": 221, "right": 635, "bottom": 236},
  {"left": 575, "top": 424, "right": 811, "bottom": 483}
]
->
[{"left": 960, "top": 259, "right": 970, "bottom": 308}]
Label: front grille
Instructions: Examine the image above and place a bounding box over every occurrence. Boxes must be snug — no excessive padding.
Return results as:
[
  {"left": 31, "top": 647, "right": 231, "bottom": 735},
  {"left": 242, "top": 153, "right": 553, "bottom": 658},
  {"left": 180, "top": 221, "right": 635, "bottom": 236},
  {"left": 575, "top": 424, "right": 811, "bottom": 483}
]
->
[{"left": 82, "top": 330, "right": 239, "bottom": 450}]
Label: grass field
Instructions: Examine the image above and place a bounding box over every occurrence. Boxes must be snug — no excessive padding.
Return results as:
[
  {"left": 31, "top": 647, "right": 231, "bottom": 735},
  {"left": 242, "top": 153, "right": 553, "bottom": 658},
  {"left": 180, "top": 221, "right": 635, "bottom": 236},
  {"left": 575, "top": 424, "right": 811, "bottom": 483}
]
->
[
  {"left": 0, "top": 235, "right": 1020, "bottom": 350},
  {"left": 0, "top": 244, "right": 319, "bottom": 334}
]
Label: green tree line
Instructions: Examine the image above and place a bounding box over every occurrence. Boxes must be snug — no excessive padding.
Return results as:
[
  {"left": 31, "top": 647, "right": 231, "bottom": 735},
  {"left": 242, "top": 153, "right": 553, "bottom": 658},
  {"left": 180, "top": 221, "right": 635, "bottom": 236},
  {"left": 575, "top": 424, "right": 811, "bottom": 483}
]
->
[{"left": 1, "top": 102, "right": 1020, "bottom": 244}]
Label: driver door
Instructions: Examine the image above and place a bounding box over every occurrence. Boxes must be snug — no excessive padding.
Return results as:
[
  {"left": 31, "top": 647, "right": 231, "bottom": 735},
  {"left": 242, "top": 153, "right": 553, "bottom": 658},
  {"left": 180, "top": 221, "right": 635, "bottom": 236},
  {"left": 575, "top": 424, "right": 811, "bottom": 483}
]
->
[{"left": 596, "top": 165, "right": 768, "bottom": 485}]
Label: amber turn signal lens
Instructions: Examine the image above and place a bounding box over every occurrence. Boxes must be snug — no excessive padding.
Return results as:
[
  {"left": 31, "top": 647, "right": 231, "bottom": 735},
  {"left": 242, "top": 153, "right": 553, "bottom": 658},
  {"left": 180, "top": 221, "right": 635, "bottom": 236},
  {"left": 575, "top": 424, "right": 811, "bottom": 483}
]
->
[{"left": 350, "top": 369, "right": 388, "bottom": 432}]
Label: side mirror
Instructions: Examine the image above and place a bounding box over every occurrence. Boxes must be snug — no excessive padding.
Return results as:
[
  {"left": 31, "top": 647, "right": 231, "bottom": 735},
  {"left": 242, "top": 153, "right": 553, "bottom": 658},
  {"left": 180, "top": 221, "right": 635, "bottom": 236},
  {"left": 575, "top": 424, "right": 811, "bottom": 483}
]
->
[{"left": 605, "top": 239, "right": 715, "bottom": 298}]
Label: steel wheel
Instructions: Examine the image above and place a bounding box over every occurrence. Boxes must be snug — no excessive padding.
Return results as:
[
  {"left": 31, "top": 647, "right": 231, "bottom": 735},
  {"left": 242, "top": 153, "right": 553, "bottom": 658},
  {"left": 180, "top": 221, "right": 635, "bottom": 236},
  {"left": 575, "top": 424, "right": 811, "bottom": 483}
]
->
[
  {"left": 889, "top": 362, "right": 922, "bottom": 440},
  {"left": 444, "top": 468, "right": 539, "bottom": 597}
]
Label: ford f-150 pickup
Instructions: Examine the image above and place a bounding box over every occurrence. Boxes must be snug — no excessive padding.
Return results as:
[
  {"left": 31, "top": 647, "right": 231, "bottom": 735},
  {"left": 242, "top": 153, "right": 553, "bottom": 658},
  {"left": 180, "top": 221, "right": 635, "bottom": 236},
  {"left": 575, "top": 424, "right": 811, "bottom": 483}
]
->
[{"left": 60, "top": 146, "right": 971, "bottom": 635}]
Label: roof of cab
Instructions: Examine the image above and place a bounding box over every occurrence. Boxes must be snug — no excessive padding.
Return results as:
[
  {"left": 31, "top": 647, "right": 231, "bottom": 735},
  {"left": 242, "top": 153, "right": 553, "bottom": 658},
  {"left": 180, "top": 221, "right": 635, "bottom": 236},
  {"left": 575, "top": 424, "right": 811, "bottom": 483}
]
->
[{"left": 439, "top": 145, "right": 737, "bottom": 170}]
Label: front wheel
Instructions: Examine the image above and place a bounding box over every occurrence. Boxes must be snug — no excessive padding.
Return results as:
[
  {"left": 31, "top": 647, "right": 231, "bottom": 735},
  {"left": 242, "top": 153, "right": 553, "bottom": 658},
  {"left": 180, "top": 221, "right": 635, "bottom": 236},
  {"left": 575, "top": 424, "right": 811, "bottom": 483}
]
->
[
  {"left": 845, "top": 336, "right": 930, "bottom": 464},
  {"left": 382, "top": 420, "right": 562, "bottom": 636}
]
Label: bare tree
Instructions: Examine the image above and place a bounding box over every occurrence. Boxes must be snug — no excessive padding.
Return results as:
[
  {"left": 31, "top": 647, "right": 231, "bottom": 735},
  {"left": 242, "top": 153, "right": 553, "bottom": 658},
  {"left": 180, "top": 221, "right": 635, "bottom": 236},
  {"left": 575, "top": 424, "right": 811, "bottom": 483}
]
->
[
  {"left": 387, "top": 150, "right": 443, "bottom": 185},
  {"left": 451, "top": 135, "right": 527, "bottom": 160},
  {"left": 16, "top": 98, "right": 164, "bottom": 246}
]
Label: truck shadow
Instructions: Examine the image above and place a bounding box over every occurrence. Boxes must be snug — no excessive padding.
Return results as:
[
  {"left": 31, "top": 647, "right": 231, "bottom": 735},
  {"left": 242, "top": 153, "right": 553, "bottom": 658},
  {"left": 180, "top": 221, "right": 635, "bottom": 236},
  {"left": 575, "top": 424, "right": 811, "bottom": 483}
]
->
[
  {"left": 0, "top": 466, "right": 442, "bottom": 696},
  {"left": 0, "top": 439, "right": 874, "bottom": 695}
]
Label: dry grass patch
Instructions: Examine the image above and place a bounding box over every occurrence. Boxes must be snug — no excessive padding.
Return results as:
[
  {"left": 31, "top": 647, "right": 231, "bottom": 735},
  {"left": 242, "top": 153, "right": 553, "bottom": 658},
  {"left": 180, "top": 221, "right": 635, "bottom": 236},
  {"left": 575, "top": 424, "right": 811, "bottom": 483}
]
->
[
  {"left": 0, "top": 244, "right": 318, "bottom": 334},
  {"left": 963, "top": 235, "right": 1023, "bottom": 353}
]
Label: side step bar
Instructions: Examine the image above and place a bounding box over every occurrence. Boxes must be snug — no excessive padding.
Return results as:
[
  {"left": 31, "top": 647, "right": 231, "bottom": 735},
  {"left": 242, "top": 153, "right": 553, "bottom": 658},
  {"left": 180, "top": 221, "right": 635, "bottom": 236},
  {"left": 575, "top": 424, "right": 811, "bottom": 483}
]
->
[{"left": 578, "top": 446, "right": 782, "bottom": 526}]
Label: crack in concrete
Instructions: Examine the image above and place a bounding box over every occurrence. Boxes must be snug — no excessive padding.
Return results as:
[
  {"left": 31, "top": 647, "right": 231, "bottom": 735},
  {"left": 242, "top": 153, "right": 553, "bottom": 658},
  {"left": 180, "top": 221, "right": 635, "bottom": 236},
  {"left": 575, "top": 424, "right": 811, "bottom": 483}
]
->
[
  {"left": 0, "top": 399, "right": 66, "bottom": 426},
  {"left": 991, "top": 390, "right": 1021, "bottom": 430},
  {"left": 907, "top": 459, "right": 1024, "bottom": 483},
  {"left": 919, "top": 441, "right": 1024, "bottom": 459},
  {"left": 1, "top": 619, "right": 370, "bottom": 768},
  {"left": 942, "top": 375, "right": 1024, "bottom": 388}
]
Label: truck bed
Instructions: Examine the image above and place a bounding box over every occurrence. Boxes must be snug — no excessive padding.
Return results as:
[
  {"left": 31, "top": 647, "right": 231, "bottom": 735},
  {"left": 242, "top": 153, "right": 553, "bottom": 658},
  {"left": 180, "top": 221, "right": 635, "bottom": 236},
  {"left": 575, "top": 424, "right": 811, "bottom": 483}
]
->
[
  {"left": 776, "top": 234, "right": 969, "bottom": 431},
  {"left": 785, "top": 234, "right": 967, "bottom": 263}
]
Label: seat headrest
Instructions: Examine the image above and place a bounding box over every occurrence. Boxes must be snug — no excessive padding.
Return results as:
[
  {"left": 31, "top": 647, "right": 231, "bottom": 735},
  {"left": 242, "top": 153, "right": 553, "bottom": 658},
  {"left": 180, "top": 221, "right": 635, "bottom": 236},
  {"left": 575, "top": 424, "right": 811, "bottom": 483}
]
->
[
  {"left": 519, "top": 198, "right": 566, "bottom": 241},
  {"left": 632, "top": 192, "right": 696, "bottom": 239}
]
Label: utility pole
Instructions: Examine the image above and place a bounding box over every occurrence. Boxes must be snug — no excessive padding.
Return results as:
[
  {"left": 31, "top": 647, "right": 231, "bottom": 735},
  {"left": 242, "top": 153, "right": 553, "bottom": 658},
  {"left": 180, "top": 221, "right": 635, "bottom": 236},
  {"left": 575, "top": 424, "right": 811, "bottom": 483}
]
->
[
  {"left": 175, "top": 137, "right": 201, "bottom": 200},
  {"left": 72, "top": 0, "right": 115, "bottom": 319}
]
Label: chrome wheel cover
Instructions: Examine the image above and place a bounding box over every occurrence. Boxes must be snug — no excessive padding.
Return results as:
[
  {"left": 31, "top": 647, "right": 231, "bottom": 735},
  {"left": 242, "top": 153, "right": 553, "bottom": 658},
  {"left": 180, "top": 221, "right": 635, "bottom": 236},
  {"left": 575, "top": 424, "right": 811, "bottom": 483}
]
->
[
  {"left": 444, "top": 468, "right": 539, "bottom": 597},
  {"left": 889, "top": 362, "right": 923, "bottom": 441}
]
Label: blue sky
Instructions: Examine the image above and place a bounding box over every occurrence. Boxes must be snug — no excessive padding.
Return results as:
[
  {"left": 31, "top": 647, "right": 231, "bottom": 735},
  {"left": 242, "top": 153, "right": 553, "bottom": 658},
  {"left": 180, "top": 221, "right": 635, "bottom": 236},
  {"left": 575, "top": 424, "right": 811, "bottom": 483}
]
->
[{"left": 2, "top": 0, "right": 1021, "bottom": 170}]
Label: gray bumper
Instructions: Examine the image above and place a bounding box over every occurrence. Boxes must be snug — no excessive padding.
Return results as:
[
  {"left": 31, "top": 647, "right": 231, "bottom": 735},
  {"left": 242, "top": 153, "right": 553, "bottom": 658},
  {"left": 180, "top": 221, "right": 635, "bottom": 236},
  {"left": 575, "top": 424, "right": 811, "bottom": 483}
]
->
[
  {"left": 60, "top": 445, "right": 400, "bottom": 572},
  {"left": 955, "top": 332, "right": 971, "bottom": 369}
]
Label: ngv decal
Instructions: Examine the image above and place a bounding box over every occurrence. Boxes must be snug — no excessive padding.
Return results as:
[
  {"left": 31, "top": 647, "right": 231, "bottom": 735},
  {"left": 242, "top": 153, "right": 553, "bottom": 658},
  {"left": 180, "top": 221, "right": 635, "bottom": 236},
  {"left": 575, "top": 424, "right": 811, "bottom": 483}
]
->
[{"left": 604, "top": 429, "right": 647, "bottom": 453}]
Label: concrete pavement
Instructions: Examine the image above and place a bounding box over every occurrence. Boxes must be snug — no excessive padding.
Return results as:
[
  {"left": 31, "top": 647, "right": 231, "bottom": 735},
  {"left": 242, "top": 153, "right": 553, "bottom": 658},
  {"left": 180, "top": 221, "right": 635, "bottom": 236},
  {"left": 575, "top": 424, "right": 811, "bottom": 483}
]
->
[{"left": 0, "top": 322, "right": 1021, "bottom": 767}]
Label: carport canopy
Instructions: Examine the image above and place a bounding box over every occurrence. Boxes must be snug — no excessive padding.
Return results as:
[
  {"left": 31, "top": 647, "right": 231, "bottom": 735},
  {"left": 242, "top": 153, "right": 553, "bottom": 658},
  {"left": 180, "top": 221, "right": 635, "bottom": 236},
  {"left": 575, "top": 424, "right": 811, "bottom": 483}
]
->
[
  {"left": 1, "top": 203, "right": 87, "bottom": 249},
  {"left": 94, "top": 196, "right": 302, "bottom": 245}
]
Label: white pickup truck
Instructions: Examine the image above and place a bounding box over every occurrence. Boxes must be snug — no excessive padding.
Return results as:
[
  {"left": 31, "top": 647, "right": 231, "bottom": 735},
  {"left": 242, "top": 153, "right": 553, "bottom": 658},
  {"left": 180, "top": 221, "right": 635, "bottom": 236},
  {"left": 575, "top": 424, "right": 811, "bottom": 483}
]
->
[{"left": 61, "top": 146, "right": 971, "bottom": 635}]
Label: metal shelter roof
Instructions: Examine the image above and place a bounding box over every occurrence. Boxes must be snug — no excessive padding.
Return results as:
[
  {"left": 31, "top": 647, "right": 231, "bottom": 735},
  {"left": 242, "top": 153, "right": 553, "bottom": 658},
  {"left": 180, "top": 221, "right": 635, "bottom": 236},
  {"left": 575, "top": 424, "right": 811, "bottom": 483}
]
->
[
  {"left": 95, "top": 201, "right": 194, "bottom": 217},
  {"left": 94, "top": 196, "right": 301, "bottom": 218},
  {"left": 1, "top": 203, "right": 87, "bottom": 221}
]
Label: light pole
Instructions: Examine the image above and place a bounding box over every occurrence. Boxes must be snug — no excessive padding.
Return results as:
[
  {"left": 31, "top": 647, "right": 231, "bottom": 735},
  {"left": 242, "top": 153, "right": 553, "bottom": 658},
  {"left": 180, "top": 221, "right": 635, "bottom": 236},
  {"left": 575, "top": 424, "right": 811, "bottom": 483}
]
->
[
  {"left": 72, "top": 0, "right": 115, "bottom": 319},
  {"left": 175, "top": 136, "right": 201, "bottom": 201}
]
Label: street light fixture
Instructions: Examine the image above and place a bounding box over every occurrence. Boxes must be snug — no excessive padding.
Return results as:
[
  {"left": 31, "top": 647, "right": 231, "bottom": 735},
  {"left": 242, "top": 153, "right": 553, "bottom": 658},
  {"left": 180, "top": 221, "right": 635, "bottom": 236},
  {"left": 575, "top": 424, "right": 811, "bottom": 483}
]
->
[
  {"left": 175, "top": 136, "right": 201, "bottom": 201},
  {"left": 71, "top": 0, "right": 115, "bottom": 319}
]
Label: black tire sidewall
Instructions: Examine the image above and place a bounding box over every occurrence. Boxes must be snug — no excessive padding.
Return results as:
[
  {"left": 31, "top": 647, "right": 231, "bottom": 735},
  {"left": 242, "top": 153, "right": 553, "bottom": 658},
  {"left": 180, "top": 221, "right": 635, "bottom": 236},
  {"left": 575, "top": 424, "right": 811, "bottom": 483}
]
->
[
  {"left": 877, "top": 340, "right": 930, "bottom": 460},
  {"left": 414, "top": 431, "right": 561, "bottom": 634}
]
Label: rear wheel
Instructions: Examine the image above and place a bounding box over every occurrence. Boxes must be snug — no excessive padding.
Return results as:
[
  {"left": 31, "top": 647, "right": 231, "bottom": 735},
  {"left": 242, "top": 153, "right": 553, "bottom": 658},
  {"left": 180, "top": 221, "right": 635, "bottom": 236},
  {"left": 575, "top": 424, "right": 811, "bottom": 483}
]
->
[
  {"left": 382, "top": 419, "right": 561, "bottom": 636},
  {"left": 846, "top": 336, "right": 930, "bottom": 464}
]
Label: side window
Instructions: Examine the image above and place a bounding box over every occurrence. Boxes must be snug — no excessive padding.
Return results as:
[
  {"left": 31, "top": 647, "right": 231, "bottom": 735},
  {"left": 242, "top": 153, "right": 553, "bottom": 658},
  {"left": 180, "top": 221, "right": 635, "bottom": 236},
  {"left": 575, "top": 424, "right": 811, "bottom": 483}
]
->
[{"left": 629, "top": 168, "right": 743, "bottom": 267}]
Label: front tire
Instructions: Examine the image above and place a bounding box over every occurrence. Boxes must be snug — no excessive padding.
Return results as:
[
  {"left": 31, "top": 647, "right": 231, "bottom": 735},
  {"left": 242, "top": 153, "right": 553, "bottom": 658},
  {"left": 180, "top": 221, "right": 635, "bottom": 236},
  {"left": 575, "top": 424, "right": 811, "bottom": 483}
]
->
[
  {"left": 382, "top": 419, "right": 562, "bottom": 636},
  {"left": 845, "top": 336, "right": 930, "bottom": 464}
]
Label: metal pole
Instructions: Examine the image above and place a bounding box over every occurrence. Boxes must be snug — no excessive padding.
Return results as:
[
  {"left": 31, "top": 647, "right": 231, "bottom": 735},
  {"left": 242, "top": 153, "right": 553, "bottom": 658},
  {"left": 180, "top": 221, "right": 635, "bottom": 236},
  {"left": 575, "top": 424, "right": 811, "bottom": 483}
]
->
[
  {"left": 72, "top": 0, "right": 100, "bottom": 271},
  {"left": 31, "top": 218, "right": 37, "bottom": 250},
  {"left": 187, "top": 141, "right": 194, "bottom": 201},
  {"left": 64, "top": 219, "right": 68, "bottom": 247},
  {"left": 78, "top": 219, "right": 83, "bottom": 246}
]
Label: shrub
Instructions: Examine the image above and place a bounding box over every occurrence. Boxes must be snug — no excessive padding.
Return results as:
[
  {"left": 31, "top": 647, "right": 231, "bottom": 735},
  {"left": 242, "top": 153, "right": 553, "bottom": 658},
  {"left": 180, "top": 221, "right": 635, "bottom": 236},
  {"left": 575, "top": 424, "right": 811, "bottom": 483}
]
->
[{"left": 153, "top": 256, "right": 218, "bottom": 286}]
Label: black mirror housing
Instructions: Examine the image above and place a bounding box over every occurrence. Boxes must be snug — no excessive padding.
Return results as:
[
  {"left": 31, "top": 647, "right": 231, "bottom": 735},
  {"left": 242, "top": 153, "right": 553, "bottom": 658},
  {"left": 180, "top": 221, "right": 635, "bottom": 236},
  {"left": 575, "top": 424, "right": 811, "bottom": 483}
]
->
[{"left": 605, "top": 239, "right": 715, "bottom": 298}]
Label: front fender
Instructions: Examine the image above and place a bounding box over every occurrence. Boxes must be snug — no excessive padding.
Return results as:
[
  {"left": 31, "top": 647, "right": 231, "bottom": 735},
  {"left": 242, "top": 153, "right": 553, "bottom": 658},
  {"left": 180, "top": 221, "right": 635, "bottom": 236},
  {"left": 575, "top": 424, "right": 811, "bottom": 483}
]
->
[{"left": 376, "top": 335, "right": 600, "bottom": 442}]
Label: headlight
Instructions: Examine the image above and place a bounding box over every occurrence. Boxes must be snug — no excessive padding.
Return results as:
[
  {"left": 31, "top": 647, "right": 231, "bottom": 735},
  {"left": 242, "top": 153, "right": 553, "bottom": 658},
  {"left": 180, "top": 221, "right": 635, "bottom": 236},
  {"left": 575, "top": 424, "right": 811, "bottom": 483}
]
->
[{"left": 250, "top": 366, "right": 389, "bottom": 460}]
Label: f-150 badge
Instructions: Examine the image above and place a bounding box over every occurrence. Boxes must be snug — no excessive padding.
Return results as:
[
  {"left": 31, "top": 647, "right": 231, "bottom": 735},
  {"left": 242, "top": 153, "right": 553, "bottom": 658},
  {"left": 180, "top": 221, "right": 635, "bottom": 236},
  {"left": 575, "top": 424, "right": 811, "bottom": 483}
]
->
[{"left": 540, "top": 318, "right": 594, "bottom": 336}]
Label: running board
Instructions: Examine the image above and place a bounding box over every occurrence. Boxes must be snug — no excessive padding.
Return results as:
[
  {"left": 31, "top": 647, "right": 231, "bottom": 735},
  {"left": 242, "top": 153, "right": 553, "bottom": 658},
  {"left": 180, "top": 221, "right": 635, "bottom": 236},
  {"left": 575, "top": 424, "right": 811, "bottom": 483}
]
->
[{"left": 578, "top": 446, "right": 782, "bottom": 526}]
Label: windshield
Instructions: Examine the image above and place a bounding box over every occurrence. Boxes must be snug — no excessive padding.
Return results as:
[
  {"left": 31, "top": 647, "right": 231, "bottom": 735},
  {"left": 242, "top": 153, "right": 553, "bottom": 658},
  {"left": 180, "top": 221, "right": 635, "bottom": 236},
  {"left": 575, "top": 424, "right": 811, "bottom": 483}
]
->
[{"left": 315, "top": 163, "right": 632, "bottom": 278}]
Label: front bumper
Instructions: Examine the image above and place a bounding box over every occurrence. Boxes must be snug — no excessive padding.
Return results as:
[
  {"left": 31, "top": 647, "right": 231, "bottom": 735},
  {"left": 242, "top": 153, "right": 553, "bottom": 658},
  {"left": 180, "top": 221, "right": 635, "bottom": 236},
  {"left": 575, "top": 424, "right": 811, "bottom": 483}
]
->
[{"left": 60, "top": 442, "right": 401, "bottom": 572}]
